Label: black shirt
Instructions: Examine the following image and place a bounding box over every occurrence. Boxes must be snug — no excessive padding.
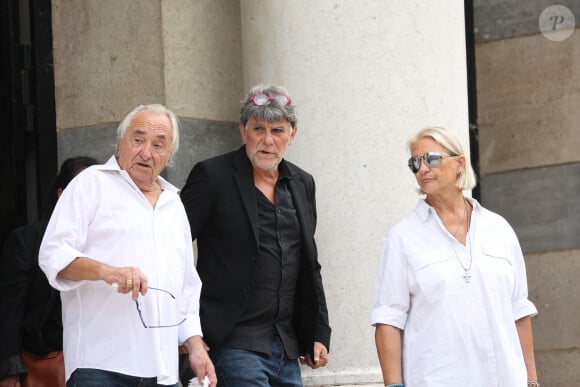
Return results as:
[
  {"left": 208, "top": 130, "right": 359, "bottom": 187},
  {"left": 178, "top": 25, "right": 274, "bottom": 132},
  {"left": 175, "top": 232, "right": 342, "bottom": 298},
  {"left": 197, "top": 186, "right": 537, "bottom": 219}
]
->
[{"left": 223, "top": 162, "right": 302, "bottom": 358}]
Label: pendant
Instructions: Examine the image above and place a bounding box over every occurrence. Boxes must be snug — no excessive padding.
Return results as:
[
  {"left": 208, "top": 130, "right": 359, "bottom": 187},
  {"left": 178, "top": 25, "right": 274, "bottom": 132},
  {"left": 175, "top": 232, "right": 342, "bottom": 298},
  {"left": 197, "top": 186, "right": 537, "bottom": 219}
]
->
[{"left": 463, "top": 271, "right": 472, "bottom": 284}]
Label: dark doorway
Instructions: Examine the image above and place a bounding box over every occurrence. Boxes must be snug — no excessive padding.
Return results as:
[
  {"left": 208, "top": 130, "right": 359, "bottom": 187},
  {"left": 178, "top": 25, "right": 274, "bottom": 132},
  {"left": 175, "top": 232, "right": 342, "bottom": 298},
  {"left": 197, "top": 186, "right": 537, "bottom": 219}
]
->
[
  {"left": 464, "top": 0, "right": 480, "bottom": 201},
  {"left": 0, "top": 0, "right": 57, "bottom": 247}
]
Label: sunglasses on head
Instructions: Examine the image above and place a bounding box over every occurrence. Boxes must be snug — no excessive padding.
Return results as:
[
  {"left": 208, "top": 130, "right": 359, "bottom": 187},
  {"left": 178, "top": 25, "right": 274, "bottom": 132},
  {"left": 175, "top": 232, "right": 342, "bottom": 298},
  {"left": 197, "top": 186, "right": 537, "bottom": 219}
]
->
[
  {"left": 248, "top": 93, "right": 292, "bottom": 107},
  {"left": 408, "top": 152, "right": 455, "bottom": 173}
]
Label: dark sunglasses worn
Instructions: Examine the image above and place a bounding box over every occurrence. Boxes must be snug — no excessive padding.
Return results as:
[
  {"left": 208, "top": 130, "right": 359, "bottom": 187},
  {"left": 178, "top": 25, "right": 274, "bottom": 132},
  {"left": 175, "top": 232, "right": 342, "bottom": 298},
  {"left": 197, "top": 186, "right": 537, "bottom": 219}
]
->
[{"left": 408, "top": 152, "right": 455, "bottom": 173}]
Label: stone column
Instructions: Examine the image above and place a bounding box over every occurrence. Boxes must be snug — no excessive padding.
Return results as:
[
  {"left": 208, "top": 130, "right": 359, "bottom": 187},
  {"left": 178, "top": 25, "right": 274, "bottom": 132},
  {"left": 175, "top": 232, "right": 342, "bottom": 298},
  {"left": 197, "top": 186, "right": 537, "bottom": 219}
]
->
[
  {"left": 240, "top": 1, "right": 469, "bottom": 385},
  {"left": 52, "top": 0, "right": 244, "bottom": 187}
]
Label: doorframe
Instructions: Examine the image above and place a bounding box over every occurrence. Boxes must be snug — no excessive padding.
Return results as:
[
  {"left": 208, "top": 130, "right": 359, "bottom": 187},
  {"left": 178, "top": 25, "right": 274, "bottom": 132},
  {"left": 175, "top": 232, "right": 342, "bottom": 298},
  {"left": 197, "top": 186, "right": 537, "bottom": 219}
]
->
[
  {"left": 464, "top": 0, "right": 480, "bottom": 201},
  {"left": 0, "top": 0, "right": 57, "bottom": 245}
]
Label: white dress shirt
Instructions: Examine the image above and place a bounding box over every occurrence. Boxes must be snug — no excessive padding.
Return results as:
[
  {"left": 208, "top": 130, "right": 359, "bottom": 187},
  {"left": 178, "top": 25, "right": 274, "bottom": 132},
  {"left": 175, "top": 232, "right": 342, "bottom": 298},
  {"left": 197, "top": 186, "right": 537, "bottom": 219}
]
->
[
  {"left": 371, "top": 198, "right": 537, "bottom": 387},
  {"left": 40, "top": 156, "right": 202, "bottom": 385}
]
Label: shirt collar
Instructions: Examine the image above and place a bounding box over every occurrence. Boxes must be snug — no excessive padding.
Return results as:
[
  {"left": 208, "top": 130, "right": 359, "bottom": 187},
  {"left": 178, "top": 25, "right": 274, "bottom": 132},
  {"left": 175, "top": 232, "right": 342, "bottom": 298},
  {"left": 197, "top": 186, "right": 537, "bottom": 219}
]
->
[
  {"left": 278, "top": 159, "right": 295, "bottom": 181},
  {"left": 415, "top": 198, "right": 432, "bottom": 222},
  {"left": 415, "top": 195, "right": 482, "bottom": 222},
  {"left": 101, "top": 155, "right": 179, "bottom": 194}
]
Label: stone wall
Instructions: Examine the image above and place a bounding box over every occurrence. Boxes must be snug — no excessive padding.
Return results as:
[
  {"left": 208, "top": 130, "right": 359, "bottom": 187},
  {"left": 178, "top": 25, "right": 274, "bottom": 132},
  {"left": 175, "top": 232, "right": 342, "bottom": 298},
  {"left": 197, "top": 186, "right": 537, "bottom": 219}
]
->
[{"left": 475, "top": 0, "right": 580, "bottom": 384}]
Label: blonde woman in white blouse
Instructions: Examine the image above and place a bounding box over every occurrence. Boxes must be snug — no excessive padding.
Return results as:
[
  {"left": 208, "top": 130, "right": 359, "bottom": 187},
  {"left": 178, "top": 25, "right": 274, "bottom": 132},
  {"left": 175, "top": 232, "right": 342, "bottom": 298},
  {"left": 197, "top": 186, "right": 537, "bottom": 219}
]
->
[{"left": 371, "top": 126, "right": 539, "bottom": 387}]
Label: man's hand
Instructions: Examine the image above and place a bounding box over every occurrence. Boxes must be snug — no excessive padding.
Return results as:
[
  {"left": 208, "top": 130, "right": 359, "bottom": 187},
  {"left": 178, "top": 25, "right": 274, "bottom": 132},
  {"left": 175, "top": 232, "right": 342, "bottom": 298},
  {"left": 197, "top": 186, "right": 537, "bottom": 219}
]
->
[
  {"left": 0, "top": 375, "right": 21, "bottom": 387},
  {"left": 184, "top": 336, "right": 217, "bottom": 387},
  {"left": 299, "top": 341, "right": 329, "bottom": 369},
  {"left": 105, "top": 265, "right": 148, "bottom": 301},
  {"left": 58, "top": 257, "right": 148, "bottom": 301}
]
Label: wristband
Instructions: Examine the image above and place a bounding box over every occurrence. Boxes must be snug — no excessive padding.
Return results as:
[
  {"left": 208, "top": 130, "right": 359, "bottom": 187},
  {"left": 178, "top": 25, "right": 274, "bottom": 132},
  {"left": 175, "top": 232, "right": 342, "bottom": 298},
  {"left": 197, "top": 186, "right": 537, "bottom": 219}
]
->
[
  {"left": 527, "top": 382, "right": 540, "bottom": 387},
  {"left": 386, "top": 384, "right": 404, "bottom": 387}
]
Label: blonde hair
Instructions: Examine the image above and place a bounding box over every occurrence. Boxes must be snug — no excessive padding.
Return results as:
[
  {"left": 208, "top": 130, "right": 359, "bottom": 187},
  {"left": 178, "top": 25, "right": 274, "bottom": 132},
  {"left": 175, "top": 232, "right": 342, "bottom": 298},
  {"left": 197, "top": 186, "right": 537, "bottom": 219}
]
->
[{"left": 407, "top": 126, "right": 477, "bottom": 191}]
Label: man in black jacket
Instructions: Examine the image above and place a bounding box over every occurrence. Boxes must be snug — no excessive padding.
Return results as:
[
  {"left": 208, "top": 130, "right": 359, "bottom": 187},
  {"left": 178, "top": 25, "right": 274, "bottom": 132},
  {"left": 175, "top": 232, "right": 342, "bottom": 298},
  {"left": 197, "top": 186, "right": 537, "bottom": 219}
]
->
[{"left": 181, "top": 84, "right": 331, "bottom": 386}]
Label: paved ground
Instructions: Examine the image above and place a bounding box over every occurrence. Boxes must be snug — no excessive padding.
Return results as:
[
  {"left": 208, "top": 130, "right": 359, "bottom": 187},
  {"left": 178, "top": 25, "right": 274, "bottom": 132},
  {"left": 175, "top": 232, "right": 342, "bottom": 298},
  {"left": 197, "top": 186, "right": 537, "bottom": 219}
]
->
[
  {"left": 325, "top": 385, "right": 383, "bottom": 387},
  {"left": 182, "top": 382, "right": 383, "bottom": 387}
]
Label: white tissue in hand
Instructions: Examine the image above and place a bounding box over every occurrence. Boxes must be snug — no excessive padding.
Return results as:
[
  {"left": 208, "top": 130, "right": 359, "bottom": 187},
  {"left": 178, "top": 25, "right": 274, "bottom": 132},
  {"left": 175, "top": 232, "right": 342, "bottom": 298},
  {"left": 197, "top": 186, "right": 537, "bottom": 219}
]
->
[{"left": 188, "top": 376, "right": 210, "bottom": 387}]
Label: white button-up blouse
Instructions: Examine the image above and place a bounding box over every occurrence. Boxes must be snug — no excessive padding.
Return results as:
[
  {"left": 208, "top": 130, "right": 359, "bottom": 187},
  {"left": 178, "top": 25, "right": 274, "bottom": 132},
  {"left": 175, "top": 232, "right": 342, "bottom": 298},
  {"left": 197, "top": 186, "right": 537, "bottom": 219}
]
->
[{"left": 371, "top": 198, "right": 537, "bottom": 386}]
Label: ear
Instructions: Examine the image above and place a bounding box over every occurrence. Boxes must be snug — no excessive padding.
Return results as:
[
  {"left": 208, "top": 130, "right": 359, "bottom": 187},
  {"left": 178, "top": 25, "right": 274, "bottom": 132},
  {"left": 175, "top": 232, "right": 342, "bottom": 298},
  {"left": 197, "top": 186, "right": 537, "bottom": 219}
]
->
[
  {"left": 289, "top": 125, "right": 298, "bottom": 144},
  {"left": 239, "top": 122, "right": 247, "bottom": 144},
  {"left": 456, "top": 154, "right": 466, "bottom": 173}
]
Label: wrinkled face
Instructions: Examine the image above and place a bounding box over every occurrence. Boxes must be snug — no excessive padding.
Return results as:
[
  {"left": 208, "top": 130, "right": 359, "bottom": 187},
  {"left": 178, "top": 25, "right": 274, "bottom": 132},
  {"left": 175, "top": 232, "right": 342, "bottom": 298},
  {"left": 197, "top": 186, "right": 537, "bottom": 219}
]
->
[
  {"left": 411, "top": 136, "right": 463, "bottom": 195},
  {"left": 117, "top": 110, "right": 173, "bottom": 187},
  {"left": 240, "top": 117, "right": 297, "bottom": 172}
]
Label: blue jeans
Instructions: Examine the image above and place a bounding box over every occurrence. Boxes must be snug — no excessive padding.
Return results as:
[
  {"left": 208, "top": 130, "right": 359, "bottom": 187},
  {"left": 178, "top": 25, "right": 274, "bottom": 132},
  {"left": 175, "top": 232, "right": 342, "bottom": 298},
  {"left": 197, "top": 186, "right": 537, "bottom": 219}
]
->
[
  {"left": 66, "top": 368, "right": 178, "bottom": 387},
  {"left": 210, "top": 336, "right": 302, "bottom": 387}
]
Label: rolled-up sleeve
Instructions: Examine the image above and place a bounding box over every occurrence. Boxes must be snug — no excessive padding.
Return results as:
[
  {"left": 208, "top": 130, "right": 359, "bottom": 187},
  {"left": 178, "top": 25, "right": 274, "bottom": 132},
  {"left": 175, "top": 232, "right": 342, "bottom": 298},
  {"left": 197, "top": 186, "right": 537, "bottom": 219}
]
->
[
  {"left": 370, "top": 235, "right": 409, "bottom": 329},
  {"left": 39, "top": 175, "right": 93, "bottom": 291},
  {"left": 510, "top": 228, "right": 538, "bottom": 320},
  {"left": 177, "top": 208, "right": 204, "bottom": 343},
  {"left": 177, "top": 251, "right": 203, "bottom": 343}
]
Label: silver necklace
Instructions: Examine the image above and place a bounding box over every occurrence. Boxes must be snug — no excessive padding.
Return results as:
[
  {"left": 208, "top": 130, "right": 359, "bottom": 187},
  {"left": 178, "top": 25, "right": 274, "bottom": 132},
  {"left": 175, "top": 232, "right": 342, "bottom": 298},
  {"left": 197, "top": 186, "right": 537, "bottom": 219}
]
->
[
  {"left": 433, "top": 197, "right": 473, "bottom": 283},
  {"left": 451, "top": 198, "right": 472, "bottom": 283}
]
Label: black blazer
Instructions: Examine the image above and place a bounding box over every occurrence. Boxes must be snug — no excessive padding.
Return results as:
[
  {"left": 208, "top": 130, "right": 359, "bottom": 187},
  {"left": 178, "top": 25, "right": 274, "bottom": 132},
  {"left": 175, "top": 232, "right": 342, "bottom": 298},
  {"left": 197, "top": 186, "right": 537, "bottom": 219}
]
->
[{"left": 181, "top": 146, "right": 331, "bottom": 357}]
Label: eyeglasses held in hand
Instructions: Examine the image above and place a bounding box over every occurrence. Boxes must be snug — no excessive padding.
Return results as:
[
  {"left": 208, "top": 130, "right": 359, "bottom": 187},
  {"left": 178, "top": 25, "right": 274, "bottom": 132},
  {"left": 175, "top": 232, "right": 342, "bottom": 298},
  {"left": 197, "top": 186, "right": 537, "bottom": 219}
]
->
[
  {"left": 134, "top": 287, "right": 186, "bottom": 328},
  {"left": 408, "top": 152, "right": 456, "bottom": 173},
  {"left": 248, "top": 94, "right": 292, "bottom": 107}
]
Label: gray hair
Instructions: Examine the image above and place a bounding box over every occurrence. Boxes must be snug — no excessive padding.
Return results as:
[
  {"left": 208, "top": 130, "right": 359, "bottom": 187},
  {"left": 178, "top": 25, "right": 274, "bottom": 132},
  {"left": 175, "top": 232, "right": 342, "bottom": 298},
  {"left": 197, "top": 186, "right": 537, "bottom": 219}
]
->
[
  {"left": 407, "top": 126, "right": 477, "bottom": 191},
  {"left": 115, "top": 104, "right": 180, "bottom": 166},
  {"left": 240, "top": 84, "right": 297, "bottom": 129}
]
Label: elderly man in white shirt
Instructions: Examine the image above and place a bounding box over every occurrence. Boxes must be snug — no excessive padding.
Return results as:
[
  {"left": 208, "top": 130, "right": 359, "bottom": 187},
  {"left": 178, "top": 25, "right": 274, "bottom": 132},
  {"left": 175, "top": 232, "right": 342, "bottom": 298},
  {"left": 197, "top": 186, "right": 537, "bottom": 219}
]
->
[{"left": 39, "top": 104, "right": 216, "bottom": 387}]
